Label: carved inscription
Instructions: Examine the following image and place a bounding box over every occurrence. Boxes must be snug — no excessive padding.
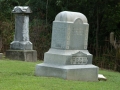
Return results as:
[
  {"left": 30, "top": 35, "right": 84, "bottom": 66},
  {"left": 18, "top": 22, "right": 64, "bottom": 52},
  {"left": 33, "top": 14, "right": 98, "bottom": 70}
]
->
[{"left": 71, "top": 56, "right": 88, "bottom": 65}]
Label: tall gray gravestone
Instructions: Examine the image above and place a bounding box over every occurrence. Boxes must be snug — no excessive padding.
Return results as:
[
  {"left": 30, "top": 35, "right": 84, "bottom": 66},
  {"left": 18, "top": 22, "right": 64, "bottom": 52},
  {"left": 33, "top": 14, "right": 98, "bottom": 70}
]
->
[
  {"left": 6, "top": 6, "right": 37, "bottom": 62},
  {"left": 35, "top": 11, "right": 99, "bottom": 81}
]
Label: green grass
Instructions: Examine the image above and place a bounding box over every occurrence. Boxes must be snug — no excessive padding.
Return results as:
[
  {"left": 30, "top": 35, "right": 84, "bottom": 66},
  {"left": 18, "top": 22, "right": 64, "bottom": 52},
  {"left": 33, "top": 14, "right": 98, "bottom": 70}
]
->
[{"left": 0, "top": 59, "right": 120, "bottom": 90}]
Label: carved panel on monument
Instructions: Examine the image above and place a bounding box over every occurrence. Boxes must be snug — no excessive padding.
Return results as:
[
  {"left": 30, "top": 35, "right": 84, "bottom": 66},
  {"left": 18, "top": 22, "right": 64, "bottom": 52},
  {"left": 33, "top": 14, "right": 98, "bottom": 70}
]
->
[{"left": 71, "top": 56, "right": 88, "bottom": 65}]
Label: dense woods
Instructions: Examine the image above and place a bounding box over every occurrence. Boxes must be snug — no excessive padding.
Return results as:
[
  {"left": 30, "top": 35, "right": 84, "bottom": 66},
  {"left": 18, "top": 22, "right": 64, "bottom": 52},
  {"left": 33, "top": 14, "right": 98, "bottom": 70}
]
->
[{"left": 0, "top": 0, "right": 120, "bottom": 71}]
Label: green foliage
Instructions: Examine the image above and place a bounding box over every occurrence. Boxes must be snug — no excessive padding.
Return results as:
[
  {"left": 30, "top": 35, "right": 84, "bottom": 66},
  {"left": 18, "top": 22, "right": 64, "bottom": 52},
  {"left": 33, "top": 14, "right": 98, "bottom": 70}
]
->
[
  {"left": 0, "top": 0, "right": 19, "bottom": 20},
  {"left": 26, "top": 0, "right": 47, "bottom": 20},
  {"left": 0, "top": 0, "right": 18, "bottom": 51},
  {"left": 0, "top": 20, "right": 14, "bottom": 52},
  {"left": 29, "top": 19, "right": 51, "bottom": 59}
]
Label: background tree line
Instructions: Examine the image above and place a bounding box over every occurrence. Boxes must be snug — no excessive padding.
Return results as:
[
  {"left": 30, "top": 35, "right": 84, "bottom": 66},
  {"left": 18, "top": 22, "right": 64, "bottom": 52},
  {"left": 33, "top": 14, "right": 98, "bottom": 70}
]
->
[{"left": 0, "top": 0, "right": 120, "bottom": 71}]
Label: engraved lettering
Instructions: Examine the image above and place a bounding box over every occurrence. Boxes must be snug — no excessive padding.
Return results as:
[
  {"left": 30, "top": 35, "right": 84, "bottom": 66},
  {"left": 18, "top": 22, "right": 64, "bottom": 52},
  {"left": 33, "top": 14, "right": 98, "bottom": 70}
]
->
[{"left": 71, "top": 57, "right": 88, "bottom": 65}]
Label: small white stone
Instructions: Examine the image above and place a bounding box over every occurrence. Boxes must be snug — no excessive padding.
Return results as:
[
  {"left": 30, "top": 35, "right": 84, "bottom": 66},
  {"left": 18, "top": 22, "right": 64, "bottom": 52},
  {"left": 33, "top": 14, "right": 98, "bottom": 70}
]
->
[{"left": 98, "top": 74, "right": 107, "bottom": 81}]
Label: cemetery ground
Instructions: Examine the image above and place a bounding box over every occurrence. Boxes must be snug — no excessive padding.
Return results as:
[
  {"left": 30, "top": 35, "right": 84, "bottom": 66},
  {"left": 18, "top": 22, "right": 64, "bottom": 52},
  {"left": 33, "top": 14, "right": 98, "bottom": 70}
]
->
[{"left": 0, "top": 59, "right": 120, "bottom": 90}]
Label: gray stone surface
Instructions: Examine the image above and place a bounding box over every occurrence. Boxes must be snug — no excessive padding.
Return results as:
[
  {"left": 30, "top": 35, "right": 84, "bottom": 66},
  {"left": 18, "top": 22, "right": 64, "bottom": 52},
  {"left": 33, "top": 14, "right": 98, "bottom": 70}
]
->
[
  {"left": 51, "top": 11, "right": 88, "bottom": 50},
  {"left": 44, "top": 49, "right": 93, "bottom": 65},
  {"left": 12, "top": 6, "right": 32, "bottom": 13},
  {"left": 6, "top": 6, "right": 37, "bottom": 61},
  {"left": 6, "top": 50, "right": 37, "bottom": 62},
  {"left": 10, "top": 6, "right": 32, "bottom": 50},
  {"left": 35, "top": 64, "right": 98, "bottom": 81},
  {"left": 35, "top": 11, "right": 99, "bottom": 81}
]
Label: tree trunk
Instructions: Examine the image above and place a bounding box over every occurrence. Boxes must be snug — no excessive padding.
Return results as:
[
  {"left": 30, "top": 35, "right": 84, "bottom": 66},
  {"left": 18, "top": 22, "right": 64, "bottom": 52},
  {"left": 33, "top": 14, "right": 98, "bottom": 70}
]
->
[
  {"left": 46, "top": 0, "right": 48, "bottom": 25},
  {"left": 96, "top": 6, "right": 99, "bottom": 57}
]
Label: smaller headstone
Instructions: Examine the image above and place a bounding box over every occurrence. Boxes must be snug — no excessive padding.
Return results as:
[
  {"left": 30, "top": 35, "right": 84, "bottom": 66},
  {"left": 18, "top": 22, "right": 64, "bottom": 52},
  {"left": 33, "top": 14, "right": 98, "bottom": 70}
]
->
[
  {"left": 6, "top": 6, "right": 37, "bottom": 62},
  {"left": 11, "top": 6, "right": 32, "bottom": 50}
]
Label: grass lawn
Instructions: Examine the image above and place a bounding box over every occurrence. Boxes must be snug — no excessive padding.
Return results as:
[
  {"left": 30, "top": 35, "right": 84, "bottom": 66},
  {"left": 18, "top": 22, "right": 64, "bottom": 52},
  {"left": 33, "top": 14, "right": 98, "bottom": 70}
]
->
[{"left": 0, "top": 58, "right": 120, "bottom": 90}]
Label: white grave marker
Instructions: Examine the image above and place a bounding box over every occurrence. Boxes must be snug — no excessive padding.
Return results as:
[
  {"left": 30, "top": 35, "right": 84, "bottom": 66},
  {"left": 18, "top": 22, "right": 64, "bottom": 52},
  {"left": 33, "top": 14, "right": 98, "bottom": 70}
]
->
[{"left": 35, "top": 11, "right": 99, "bottom": 81}]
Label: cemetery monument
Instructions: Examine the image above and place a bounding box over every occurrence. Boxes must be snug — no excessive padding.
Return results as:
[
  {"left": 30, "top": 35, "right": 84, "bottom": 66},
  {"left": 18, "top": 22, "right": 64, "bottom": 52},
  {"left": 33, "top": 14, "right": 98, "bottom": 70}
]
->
[
  {"left": 35, "top": 11, "right": 99, "bottom": 81},
  {"left": 6, "top": 6, "right": 37, "bottom": 62}
]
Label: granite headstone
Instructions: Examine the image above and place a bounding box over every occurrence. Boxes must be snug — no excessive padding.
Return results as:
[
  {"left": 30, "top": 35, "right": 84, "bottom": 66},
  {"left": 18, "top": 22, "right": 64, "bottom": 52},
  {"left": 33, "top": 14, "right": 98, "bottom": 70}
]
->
[
  {"left": 35, "top": 11, "right": 99, "bottom": 81},
  {"left": 6, "top": 6, "right": 37, "bottom": 62}
]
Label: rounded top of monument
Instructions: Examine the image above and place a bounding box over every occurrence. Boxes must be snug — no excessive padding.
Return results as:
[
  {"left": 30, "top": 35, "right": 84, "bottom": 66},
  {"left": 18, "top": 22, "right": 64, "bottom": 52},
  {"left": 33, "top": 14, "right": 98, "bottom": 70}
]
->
[{"left": 55, "top": 11, "right": 88, "bottom": 23}]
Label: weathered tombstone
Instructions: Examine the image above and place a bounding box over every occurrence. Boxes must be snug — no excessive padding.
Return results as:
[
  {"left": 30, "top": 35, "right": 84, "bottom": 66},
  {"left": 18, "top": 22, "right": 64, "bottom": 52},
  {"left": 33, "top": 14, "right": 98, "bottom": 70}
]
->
[
  {"left": 35, "top": 11, "right": 99, "bottom": 81},
  {"left": 6, "top": 6, "right": 37, "bottom": 62}
]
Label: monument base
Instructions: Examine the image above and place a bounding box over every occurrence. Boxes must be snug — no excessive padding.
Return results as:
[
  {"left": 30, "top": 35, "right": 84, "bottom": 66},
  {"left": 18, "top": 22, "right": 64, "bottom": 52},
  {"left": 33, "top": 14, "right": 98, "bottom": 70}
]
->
[
  {"left": 35, "top": 63, "right": 99, "bottom": 81},
  {"left": 6, "top": 50, "right": 37, "bottom": 62}
]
